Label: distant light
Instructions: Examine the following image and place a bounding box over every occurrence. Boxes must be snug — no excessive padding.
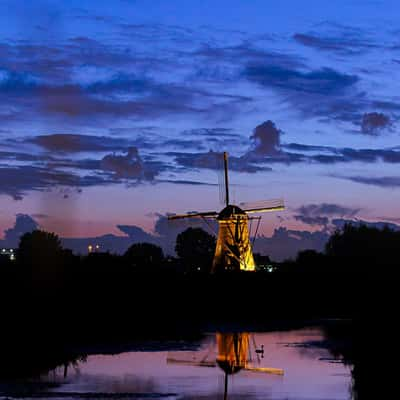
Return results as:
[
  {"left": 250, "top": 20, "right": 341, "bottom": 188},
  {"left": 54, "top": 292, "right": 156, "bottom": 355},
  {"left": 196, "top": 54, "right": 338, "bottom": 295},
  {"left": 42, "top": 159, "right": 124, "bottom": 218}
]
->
[
  {"left": 95, "top": 245, "right": 100, "bottom": 250},
  {"left": 88, "top": 245, "right": 93, "bottom": 253},
  {"left": 10, "top": 249, "right": 13, "bottom": 253},
  {"left": 1, "top": 249, "right": 5, "bottom": 253},
  {"left": 197, "top": 267, "right": 201, "bottom": 271},
  {"left": 10, "top": 254, "right": 15, "bottom": 261}
]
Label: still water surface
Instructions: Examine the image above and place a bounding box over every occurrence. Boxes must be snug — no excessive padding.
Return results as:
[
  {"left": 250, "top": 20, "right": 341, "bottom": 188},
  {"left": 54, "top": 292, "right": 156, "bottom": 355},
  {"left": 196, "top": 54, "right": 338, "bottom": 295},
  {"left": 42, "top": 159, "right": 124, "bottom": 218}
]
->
[{"left": 2, "top": 328, "right": 352, "bottom": 400}]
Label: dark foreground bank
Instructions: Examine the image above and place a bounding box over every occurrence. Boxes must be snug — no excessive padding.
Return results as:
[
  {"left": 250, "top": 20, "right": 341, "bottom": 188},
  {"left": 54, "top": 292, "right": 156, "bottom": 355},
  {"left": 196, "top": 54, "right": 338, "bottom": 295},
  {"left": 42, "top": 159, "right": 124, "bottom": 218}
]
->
[{"left": 1, "top": 270, "right": 396, "bottom": 400}]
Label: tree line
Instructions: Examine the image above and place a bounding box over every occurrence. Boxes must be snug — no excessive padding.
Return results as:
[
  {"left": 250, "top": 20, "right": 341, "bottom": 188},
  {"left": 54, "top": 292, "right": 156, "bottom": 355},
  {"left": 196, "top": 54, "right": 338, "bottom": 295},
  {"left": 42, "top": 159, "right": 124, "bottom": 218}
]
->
[{"left": 1, "top": 222, "right": 399, "bottom": 289}]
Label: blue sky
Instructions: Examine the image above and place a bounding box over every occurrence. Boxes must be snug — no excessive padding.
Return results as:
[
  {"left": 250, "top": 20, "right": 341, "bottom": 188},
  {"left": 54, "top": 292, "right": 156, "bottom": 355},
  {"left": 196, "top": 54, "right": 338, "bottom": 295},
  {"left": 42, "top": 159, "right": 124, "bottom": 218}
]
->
[{"left": 1, "top": 0, "right": 400, "bottom": 253}]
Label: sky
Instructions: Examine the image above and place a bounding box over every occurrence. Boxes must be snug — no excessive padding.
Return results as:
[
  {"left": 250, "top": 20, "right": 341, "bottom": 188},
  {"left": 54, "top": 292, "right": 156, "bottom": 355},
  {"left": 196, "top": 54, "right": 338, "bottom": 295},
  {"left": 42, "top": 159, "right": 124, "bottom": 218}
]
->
[{"left": 1, "top": 0, "right": 400, "bottom": 256}]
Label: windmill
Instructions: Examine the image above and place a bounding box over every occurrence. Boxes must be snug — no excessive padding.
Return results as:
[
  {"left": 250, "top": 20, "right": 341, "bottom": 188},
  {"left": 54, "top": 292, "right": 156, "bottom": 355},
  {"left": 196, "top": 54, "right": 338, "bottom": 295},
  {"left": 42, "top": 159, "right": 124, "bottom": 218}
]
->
[
  {"left": 168, "top": 152, "right": 284, "bottom": 272},
  {"left": 167, "top": 332, "right": 284, "bottom": 400}
]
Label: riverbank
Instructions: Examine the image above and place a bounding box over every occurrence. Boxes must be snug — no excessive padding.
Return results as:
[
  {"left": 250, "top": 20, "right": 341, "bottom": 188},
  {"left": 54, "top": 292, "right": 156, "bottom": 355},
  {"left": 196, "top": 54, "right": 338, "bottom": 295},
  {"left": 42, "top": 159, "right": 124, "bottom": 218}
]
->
[{"left": 1, "top": 270, "right": 395, "bottom": 399}]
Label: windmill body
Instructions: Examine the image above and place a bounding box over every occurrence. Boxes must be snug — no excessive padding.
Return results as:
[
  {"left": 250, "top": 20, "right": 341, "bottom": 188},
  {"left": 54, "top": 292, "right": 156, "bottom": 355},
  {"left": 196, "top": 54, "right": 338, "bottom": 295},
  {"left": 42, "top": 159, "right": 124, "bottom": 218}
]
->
[
  {"left": 168, "top": 152, "right": 284, "bottom": 272},
  {"left": 216, "top": 332, "right": 249, "bottom": 374},
  {"left": 213, "top": 205, "right": 255, "bottom": 272}
]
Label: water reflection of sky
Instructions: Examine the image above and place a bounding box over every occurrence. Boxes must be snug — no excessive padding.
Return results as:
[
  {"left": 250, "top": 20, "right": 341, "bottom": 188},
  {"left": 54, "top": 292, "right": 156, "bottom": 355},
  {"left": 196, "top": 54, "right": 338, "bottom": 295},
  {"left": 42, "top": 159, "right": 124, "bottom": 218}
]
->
[{"left": 44, "top": 328, "right": 351, "bottom": 400}]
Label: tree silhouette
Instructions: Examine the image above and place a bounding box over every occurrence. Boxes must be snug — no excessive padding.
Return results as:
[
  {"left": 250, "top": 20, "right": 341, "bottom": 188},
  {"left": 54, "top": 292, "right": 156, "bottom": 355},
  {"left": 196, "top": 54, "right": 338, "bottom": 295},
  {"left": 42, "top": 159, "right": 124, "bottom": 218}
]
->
[
  {"left": 325, "top": 223, "right": 400, "bottom": 278},
  {"left": 124, "top": 242, "right": 164, "bottom": 270},
  {"left": 175, "top": 228, "right": 216, "bottom": 274},
  {"left": 18, "top": 230, "right": 66, "bottom": 289}
]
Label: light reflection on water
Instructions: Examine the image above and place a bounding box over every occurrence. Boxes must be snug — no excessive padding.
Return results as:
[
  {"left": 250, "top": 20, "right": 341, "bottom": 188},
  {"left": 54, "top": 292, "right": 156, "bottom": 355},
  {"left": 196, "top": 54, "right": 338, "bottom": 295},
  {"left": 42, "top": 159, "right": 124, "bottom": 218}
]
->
[{"left": 13, "top": 328, "right": 353, "bottom": 400}]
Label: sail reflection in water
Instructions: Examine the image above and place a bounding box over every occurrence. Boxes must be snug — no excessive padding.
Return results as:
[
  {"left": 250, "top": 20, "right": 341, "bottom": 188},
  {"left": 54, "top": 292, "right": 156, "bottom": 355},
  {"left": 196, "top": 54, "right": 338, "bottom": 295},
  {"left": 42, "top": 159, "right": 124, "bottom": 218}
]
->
[{"left": 168, "top": 332, "right": 284, "bottom": 399}]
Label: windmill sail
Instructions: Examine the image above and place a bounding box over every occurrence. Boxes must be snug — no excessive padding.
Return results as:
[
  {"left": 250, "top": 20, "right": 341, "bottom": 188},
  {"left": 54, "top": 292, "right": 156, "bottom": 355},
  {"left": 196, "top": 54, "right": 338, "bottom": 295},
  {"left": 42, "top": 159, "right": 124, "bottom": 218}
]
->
[
  {"left": 244, "top": 366, "right": 284, "bottom": 375},
  {"left": 166, "top": 358, "right": 216, "bottom": 367},
  {"left": 240, "top": 199, "right": 285, "bottom": 214},
  {"left": 167, "top": 211, "right": 218, "bottom": 220}
]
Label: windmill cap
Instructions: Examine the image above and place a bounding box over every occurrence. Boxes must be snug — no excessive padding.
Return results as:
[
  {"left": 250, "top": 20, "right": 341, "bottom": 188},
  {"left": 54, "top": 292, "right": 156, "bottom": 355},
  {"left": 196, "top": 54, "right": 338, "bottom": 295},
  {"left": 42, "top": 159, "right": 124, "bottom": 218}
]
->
[{"left": 217, "top": 205, "right": 246, "bottom": 220}]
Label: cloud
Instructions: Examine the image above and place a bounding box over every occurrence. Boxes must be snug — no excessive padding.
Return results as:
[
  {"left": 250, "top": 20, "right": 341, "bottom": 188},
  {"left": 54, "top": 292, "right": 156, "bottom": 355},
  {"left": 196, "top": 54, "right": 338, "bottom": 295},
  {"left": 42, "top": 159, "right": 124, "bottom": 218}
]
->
[
  {"left": 0, "top": 142, "right": 218, "bottom": 199},
  {"left": 294, "top": 215, "right": 329, "bottom": 226},
  {"left": 31, "top": 213, "right": 50, "bottom": 219},
  {"left": 116, "top": 224, "right": 157, "bottom": 243},
  {"left": 249, "top": 120, "right": 281, "bottom": 156},
  {"left": 294, "top": 203, "right": 360, "bottom": 226},
  {"left": 0, "top": 70, "right": 37, "bottom": 94},
  {"left": 173, "top": 128, "right": 247, "bottom": 150},
  {"left": 293, "top": 32, "right": 377, "bottom": 55},
  {"left": 284, "top": 143, "right": 400, "bottom": 165},
  {"left": 2, "top": 214, "right": 39, "bottom": 247},
  {"left": 0, "top": 36, "right": 153, "bottom": 81},
  {"left": 361, "top": 112, "right": 391, "bottom": 135},
  {"left": 243, "top": 65, "right": 358, "bottom": 95},
  {"left": 182, "top": 128, "right": 238, "bottom": 138},
  {"left": 331, "top": 218, "right": 400, "bottom": 231},
  {"left": 167, "top": 120, "right": 400, "bottom": 174},
  {"left": 170, "top": 150, "right": 271, "bottom": 173},
  {"left": 157, "top": 179, "right": 218, "bottom": 186},
  {"left": 85, "top": 72, "right": 154, "bottom": 94},
  {"left": 5, "top": 128, "right": 400, "bottom": 200},
  {"left": 253, "top": 227, "right": 329, "bottom": 261},
  {"left": 29, "top": 134, "right": 133, "bottom": 153},
  {"left": 0, "top": 19, "right": 396, "bottom": 133},
  {"left": 169, "top": 120, "right": 291, "bottom": 173},
  {"left": 194, "top": 43, "right": 304, "bottom": 71},
  {"left": 161, "top": 138, "right": 206, "bottom": 151},
  {"left": 100, "top": 147, "right": 157, "bottom": 180},
  {"left": 241, "top": 61, "right": 365, "bottom": 123},
  {"left": 0, "top": 68, "right": 245, "bottom": 122},
  {"left": 339, "top": 176, "right": 400, "bottom": 188},
  {"left": 0, "top": 165, "right": 113, "bottom": 200},
  {"left": 283, "top": 143, "right": 331, "bottom": 152}
]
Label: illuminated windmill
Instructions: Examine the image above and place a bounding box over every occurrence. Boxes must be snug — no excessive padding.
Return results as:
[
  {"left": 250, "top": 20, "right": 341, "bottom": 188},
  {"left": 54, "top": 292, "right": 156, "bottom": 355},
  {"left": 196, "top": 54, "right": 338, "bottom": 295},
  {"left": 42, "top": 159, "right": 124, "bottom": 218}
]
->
[{"left": 168, "top": 152, "right": 284, "bottom": 272}]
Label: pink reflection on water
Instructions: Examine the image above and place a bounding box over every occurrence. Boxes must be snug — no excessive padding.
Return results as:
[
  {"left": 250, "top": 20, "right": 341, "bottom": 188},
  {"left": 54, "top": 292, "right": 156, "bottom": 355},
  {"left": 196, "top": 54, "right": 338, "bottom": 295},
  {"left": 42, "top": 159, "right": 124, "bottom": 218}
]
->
[{"left": 48, "top": 328, "right": 351, "bottom": 400}]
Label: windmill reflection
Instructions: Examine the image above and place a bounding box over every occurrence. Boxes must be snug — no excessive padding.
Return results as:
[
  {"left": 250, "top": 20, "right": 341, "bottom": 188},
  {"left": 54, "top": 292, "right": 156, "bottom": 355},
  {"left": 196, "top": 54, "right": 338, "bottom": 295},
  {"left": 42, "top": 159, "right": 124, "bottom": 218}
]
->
[{"left": 167, "top": 332, "right": 283, "bottom": 399}]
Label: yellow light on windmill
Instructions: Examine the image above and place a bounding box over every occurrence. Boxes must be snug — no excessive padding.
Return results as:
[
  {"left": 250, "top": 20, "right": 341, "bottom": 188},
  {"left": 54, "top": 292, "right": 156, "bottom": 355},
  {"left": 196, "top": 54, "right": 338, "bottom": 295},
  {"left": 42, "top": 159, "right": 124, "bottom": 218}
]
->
[
  {"left": 88, "top": 245, "right": 93, "bottom": 253},
  {"left": 167, "top": 152, "right": 285, "bottom": 274}
]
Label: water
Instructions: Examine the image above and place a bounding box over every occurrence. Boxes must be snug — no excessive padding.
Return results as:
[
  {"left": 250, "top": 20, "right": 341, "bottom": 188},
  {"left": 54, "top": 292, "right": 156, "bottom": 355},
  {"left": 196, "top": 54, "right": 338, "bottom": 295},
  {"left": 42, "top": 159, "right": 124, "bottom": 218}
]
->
[{"left": 0, "top": 328, "right": 352, "bottom": 400}]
